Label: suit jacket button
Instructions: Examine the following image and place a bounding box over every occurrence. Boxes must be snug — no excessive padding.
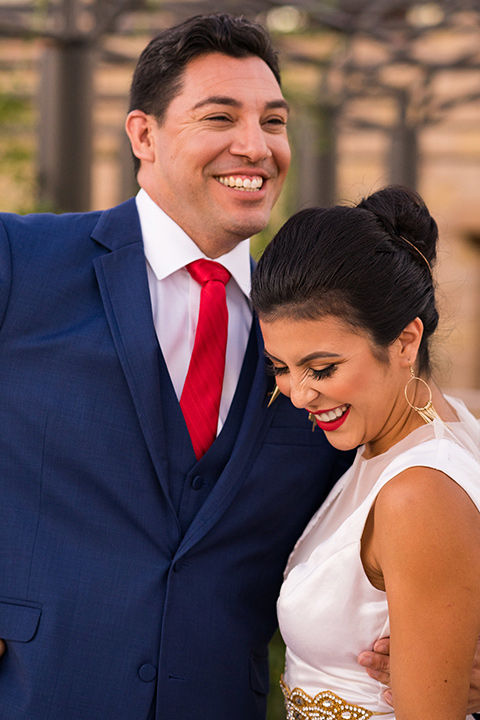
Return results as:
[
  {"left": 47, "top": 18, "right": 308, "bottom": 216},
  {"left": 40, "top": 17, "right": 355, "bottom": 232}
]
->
[
  {"left": 192, "top": 475, "right": 204, "bottom": 490},
  {"left": 138, "top": 664, "right": 157, "bottom": 682}
]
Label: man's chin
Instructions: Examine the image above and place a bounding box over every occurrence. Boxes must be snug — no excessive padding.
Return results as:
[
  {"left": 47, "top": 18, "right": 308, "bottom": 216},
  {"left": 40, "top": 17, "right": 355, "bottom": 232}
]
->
[{"left": 227, "top": 213, "right": 272, "bottom": 243}]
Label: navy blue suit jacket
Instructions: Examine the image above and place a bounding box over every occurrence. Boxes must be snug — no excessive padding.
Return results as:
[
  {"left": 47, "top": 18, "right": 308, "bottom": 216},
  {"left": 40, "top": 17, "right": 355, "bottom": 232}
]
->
[{"left": 0, "top": 199, "right": 350, "bottom": 719}]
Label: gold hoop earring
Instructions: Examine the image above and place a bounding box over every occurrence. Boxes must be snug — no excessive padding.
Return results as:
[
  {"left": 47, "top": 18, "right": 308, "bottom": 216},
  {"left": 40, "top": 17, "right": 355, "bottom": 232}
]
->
[
  {"left": 267, "top": 384, "right": 281, "bottom": 407},
  {"left": 404, "top": 364, "right": 441, "bottom": 424}
]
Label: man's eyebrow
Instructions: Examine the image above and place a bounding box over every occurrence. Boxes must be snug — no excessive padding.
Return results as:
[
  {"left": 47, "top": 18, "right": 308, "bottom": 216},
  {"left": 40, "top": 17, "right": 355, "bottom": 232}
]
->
[
  {"left": 265, "top": 99, "right": 290, "bottom": 113},
  {"left": 192, "top": 96, "right": 290, "bottom": 112}
]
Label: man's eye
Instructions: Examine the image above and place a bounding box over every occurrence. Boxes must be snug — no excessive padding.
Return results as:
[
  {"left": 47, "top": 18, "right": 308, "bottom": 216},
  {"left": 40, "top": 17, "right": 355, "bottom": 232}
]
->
[
  {"left": 207, "top": 114, "right": 231, "bottom": 122},
  {"left": 264, "top": 117, "right": 287, "bottom": 128}
]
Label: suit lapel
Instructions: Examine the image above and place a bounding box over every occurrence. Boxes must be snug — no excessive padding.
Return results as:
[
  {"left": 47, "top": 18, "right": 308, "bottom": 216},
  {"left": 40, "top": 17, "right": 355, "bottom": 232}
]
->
[{"left": 91, "top": 199, "right": 173, "bottom": 506}]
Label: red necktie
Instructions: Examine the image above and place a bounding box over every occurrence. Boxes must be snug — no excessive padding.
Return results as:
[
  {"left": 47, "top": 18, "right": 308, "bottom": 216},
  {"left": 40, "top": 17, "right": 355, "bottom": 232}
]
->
[{"left": 180, "top": 259, "right": 231, "bottom": 460}]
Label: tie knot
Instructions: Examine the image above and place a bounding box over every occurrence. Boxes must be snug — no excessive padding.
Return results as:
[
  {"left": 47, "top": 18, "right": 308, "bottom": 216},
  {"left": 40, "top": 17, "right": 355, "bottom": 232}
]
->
[{"left": 186, "top": 259, "right": 231, "bottom": 287}]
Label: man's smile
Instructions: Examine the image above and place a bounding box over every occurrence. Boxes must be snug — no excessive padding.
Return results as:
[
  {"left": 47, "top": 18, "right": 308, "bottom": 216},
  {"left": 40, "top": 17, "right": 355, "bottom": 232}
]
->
[{"left": 215, "top": 175, "right": 264, "bottom": 191}]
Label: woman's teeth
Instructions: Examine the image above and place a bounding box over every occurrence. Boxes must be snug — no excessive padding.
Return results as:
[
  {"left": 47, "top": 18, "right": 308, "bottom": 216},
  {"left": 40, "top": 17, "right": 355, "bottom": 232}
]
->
[{"left": 316, "top": 404, "right": 349, "bottom": 423}]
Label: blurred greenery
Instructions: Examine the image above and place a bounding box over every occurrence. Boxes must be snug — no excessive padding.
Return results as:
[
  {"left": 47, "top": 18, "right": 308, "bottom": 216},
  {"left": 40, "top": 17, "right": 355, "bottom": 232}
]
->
[
  {"left": 251, "top": 177, "right": 296, "bottom": 260},
  {"left": 0, "top": 92, "right": 38, "bottom": 213},
  {"left": 267, "top": 630, "right": 287, "bottom": 720},
  {"left": 0, "top": 93, "right": 32, "bottom": 124}
]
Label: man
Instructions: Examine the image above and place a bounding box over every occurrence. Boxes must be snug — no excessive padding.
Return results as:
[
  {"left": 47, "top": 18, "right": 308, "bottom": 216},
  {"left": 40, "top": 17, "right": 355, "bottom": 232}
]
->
[
  {"left": 0, "top": 11, "right": 476, "bottom": 720},
  {"left": 0, "top": 14, "right": 344, "bottom": 719}
]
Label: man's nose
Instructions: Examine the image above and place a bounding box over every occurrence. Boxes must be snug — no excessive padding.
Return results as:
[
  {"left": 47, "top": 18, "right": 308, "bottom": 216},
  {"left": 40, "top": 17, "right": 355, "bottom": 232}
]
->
[{"left": 229, "top": 121, "right": 271, "bottom": 163}]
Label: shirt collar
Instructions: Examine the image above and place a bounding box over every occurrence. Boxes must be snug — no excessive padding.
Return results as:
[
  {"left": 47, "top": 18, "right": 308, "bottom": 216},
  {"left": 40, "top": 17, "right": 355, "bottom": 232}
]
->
[{"left": 136, "top": 188, "right": 252, "bottom": 297}]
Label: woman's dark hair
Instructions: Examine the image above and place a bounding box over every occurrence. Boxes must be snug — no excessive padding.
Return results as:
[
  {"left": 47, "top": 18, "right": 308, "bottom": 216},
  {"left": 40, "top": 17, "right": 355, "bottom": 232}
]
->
[
  {"left": 128, "top": 13, "right": 280, "bottom": 174},
  {"left": 251, "top": 186, "right": 439, "bottom": 375}
]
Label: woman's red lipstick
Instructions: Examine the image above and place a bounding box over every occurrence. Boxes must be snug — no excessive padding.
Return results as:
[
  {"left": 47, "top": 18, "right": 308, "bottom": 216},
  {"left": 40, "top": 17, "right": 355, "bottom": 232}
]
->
[{"left": 312, "top": 406, "right": 350, "bottom": 432}]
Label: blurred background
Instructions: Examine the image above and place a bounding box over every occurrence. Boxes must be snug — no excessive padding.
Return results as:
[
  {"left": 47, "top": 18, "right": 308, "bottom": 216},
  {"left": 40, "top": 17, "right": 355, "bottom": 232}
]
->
[{"left": 0, "top": 1, "right": 479, "bottom": 715}]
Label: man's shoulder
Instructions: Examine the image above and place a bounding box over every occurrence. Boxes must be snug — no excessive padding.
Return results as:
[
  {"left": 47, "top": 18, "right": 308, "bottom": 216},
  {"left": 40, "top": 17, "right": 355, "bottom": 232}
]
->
[
  {"left": 0, "top": 198, "right": 139, "bottom": 252},
  {"left": 0, "top": 207, "right": 102, "bottom": 240},
  {"left": 0, "top": 198, "right": 137, "bottom": 234}
]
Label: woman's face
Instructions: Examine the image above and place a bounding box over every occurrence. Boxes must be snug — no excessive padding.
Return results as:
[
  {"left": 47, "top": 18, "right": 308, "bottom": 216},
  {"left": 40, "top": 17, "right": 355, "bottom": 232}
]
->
[{"left": 260, "top": 313, "right": 413, "bottom": 457}]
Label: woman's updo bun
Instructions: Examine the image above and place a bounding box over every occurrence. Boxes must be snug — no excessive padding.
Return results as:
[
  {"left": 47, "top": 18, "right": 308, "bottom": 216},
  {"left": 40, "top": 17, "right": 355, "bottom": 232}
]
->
[{"left": 357, "top": 185, "right": 437, "bottom": 275}]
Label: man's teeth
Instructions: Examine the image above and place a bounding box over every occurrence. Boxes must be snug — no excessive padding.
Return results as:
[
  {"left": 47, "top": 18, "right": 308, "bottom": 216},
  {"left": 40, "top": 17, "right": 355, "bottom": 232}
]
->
[
  {"left": 216, "top": 176, "right": 263, "bottom": 191},
  {"left": 317, "top": 405, "right": 349, "bottom": 423}
]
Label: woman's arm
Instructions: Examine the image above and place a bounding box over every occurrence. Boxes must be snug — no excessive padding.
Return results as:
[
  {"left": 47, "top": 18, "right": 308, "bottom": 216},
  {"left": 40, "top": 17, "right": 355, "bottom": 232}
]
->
[
  {"left": 358, "top": 636, "right": 480, "bottom": 713},
  {"left": 371, "top": 466, "right": 480, "bottom": 720}
]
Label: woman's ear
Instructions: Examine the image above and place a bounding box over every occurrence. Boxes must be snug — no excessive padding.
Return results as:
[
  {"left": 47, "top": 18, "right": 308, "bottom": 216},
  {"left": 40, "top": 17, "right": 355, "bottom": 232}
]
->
[
  {"left": 125, "top": 110, "right": 156, "bottom": 165},
  {"left": 395, "top": 317, "right": 424, "bottom": 369}
]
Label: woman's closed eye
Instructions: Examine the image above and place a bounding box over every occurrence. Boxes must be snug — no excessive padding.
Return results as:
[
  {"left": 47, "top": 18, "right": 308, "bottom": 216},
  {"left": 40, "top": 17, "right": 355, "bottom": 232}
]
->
[
  {"left": 309, "top": 364, "right": 338, "bottom": 381},
  {"left": 266, "top": 362, "right": 288, "bottom": 377},
  {"left": 267, "top": 363, "right": 338, "bottom": 380}
]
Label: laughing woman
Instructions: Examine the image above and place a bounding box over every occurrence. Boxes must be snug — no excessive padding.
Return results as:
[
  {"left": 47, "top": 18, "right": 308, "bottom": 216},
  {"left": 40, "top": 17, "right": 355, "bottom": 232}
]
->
[{"left": 251, "top": 186, "right": 480, "bottom": 720}]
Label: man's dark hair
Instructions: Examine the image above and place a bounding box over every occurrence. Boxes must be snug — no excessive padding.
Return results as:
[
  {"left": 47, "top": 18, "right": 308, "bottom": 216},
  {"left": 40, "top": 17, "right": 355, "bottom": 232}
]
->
[{"left": 128, "top": 13, "right": 280, "bottom": 174}]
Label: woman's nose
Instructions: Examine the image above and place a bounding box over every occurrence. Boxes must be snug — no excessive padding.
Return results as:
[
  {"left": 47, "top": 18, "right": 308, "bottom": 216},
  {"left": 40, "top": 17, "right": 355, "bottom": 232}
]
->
[{"left": 289, "top": 379, "right": 318, "bottom": 410}]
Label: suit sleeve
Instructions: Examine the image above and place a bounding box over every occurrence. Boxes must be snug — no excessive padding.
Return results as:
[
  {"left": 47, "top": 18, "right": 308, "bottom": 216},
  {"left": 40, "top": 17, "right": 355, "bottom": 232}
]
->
[{"left": 0, "top": 218, "right": 13, "bottom": 330}]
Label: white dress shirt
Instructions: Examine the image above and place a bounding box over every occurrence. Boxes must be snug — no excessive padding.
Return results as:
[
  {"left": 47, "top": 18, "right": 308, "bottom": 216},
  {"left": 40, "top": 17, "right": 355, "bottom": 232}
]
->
[{"left": 136, "top": 188, "right": 253, "bottom": 431}]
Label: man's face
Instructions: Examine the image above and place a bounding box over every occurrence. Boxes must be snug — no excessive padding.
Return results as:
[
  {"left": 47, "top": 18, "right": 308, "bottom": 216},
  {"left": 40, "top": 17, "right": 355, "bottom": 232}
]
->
[{"left": 138, "top": 52, "right": 291, "bottom": 257}]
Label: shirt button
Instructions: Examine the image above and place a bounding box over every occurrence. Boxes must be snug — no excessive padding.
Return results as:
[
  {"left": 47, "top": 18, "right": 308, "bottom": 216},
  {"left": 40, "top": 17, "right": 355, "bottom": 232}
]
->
[
  {"left": 138, "top": 664, "right": 157, "bottom": 682},
  {"left": 191, "top": 476, "right": 204, "bottom": 490}
]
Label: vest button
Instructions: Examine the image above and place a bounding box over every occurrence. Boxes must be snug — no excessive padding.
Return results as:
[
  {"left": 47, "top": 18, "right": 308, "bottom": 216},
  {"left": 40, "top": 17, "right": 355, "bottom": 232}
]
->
[
  {"left": 192, "top": 475, "right": 204, "bottom": 490},
  {"left": 138, "top": 664, "right": 157, "bottom": 682}
]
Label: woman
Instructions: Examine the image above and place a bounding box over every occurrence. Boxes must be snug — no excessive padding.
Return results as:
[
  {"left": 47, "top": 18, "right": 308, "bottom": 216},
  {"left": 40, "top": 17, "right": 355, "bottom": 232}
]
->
[{"left": 251, "top": 186, "right": 480, "bottom": 720}]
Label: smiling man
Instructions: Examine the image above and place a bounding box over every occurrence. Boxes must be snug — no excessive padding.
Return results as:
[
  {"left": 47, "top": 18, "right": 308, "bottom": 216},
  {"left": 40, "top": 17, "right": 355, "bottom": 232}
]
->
[
  {"left": 0, "top": 13, "right": 385, "bottom": 720},
  {"left": 126, "top": 51, "right": 290, "bottom": 258}
]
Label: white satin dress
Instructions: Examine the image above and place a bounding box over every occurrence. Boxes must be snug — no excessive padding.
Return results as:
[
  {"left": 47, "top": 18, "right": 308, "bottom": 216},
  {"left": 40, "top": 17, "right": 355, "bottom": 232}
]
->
[{"left": 277, "top": 397, "right": 480, "bottom": 720}]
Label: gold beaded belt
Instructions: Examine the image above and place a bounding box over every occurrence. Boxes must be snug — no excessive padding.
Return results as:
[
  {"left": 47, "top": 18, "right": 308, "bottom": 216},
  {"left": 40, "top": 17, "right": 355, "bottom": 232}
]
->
[{"left": 280, "top": 676, "right": 390, "bottom": 720}]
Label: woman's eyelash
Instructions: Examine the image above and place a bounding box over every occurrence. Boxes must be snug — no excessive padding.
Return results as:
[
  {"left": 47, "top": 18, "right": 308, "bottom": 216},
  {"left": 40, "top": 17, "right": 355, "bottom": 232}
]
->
[
  {"left": 266, "top": 362, "right": 338, "bottom": 379},
  {"left": 266, "top": 362, "right": 288, "bottom": 376},
  {"left": 309, "top": 364, "right": 337, "bottom": 380}
]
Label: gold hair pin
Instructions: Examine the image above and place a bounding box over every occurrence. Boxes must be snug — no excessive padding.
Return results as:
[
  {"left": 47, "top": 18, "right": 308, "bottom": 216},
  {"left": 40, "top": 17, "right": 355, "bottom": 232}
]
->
[{"left": 400, "top": 236, "right": 432, "bottom": 275}]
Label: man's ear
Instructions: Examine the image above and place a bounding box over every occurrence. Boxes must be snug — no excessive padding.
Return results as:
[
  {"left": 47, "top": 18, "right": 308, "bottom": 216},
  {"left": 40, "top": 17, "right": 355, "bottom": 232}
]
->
[
  {"left": 395, "top": 317, "right": 424, "bottom": 369},
  {"left": 125, "top": 110, "right": 156, "bottom": 164}
]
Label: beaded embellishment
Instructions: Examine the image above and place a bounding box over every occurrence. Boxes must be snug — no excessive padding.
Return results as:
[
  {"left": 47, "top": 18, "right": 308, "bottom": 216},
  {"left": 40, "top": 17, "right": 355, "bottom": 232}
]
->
[{"left": 280, "top": 677, "right": 389, "bottom": 720}]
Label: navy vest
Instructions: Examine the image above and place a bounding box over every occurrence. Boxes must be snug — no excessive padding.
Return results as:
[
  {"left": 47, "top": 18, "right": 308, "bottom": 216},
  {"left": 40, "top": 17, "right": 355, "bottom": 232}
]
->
[{"left": 157, "top": 321, "right": 259, "bottom": 536}]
